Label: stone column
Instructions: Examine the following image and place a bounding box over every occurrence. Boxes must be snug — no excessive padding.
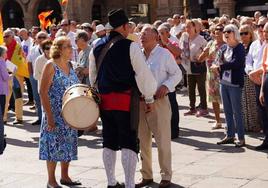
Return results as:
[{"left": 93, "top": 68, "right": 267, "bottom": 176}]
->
[{"left": 214, "top": 0, "right": 236, "bottom": 18}]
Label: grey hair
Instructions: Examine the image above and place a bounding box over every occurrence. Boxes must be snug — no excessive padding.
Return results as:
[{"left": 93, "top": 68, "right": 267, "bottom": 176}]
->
[
  {"left": 158, "top": 23, "right": 171, "bottom": 32},
  {"left": 0, "top": 45, "right": 7, "bottom": 57},
  {"left": 4, "top": 29, "right": 15, "bottom": 37},
  {"left": 36, "top": 31, "right": 48, "bottom": 38},
  {"left": 223, "top": 24, "right": 240, "bottom": 42}
]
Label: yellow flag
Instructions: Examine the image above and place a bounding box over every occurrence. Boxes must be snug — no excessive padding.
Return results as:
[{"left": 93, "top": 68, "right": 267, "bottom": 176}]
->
[{"left": 0, "top": 13, "right": 3, "bottom": 45}]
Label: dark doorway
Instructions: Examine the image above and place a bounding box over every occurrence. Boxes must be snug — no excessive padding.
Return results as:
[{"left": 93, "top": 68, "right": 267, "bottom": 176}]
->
[
  {"left": 37, "top": 0, "right": 62, "bottom": 26},
  {"left": 2, "top": 0, "right": 24, "bottom": 29}
]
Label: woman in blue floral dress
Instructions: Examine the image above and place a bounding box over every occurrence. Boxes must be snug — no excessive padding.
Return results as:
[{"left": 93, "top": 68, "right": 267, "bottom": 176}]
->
[{"left": 39, "top": 37, "right": 81, "bottom": 188}]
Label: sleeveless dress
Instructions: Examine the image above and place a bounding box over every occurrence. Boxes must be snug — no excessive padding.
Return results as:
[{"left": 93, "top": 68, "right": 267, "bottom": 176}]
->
[{"left": 39, "top": 62, "right": 79, "bottom": 162}]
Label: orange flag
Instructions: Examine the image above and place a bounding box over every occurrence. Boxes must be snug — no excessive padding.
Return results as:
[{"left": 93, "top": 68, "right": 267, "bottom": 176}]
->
[
  {"left": 38, "top": 10, "right": 54, "bottom": 30},
  {"left": 0, "top": 13, "right": 3, "bottom": 45},
  {"left": 61, "top": 0, "right": 68, "bottom": 6}
]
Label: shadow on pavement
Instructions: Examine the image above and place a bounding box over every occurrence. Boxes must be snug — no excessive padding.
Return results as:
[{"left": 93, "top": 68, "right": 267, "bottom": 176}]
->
[
  {"left": 6, "top": 137, "right": 38, "bottom": 148},
  {"left": 144, "top": 182, "right": 184, "bottom": 188}
]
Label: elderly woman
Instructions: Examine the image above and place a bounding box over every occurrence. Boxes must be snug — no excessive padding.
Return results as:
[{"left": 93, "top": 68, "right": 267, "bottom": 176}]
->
[
  {"left": 198, "top": 24, "right": 225, "bottom": 129},
  {"left": 181, "top": 20, "right": 208, "bottom": 117},
  {"left": 239, "top": 24, "right": 260, "bottom": 132},
  {"left": 0, "top": 46, "right": 9, "bottom": 154},
  {"left": 211, "top": 24, "right": 246, "bottom": 147},
  {"left": 39, "top": 37, "right": 81, "bottom": 188}
]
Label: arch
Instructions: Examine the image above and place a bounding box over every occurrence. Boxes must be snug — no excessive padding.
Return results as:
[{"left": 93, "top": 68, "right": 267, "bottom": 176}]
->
[{"left": 1, "top": 0, "right": 24, "bottom": 29}]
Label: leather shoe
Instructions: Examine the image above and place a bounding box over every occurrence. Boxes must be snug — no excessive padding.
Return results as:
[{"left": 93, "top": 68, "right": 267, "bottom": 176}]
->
[
  {"left": 255, "top": 143, "right": 268, "bottom": 151},
  {"left": 47, "top": 183, "right": 62, "bottom": 188},
  {"left": 159, "top": 180, "right": 171, "bottom": 188},
  {"left": 135, "top": 179, "right": 153, "bottom": 188},
  {"left": 31, "top": 119, "right": 41, "bottom": 126},
  {"left": 108, "top": 182, "right": 125, "bottom": 188},
  {"left": 60, "top": 179, "right": 82, "bottom": 186},
  {"left": 217, "top": 137, "right": 235, "bottom": 145},
  {"left": 13, "top": 119, "right": 23, "bottom": 125}
]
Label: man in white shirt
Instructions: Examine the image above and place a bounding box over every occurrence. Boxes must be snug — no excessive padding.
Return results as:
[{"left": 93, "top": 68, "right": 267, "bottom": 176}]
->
[
  {"left": 60, "top": 19, "right": 78, "bottom": 62},
  {"left": 170, "top": 14, "right": 183, "bottom": 39},
  {"left": 136, "top": 24, "right": 182, "bottom": 188},
  {"left": 19, "top": 28, "right": 33, "bottom": 57},
  {"left": 27, "top": 31, "right": 48, "bottom": 125}
]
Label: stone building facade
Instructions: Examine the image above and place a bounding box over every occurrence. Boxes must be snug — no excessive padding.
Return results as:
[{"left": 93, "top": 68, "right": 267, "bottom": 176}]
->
[{"left": 0, "top": 0, "right": 267, "bottom": 29}]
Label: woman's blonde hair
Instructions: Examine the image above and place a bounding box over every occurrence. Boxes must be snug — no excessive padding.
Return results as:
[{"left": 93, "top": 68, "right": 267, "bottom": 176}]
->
[
  {"left": 50, "top": 36, "right": 70, "bottom": 60},
  {"left": 239, "top": 24, "right": 256, "bottom": 42}
]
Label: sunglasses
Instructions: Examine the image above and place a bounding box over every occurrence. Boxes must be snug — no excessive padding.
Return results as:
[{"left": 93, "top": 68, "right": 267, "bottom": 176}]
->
[
  {"left": 240, "top": 32, "right": 249, "bottom": 36},
  {"left": 3, "top": 35, "right": 10, "bottom": 38},
  {"left": 44, "top": 46, "right": 51, "bottom": 51},
  {"left": 38, "top": 36, "right": 47, "bottom": 39},
  {"left": 215, "top": 28, "right": 224, "bottom": 32},
  {"left": 257, "top": 24, "right": 265, "bottom": 28},
  {"left": 223, "top": 30, "right": 233, "bottom": 34}
]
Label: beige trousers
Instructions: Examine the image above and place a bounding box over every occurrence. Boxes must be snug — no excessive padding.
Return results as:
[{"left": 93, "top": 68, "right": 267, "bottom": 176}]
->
[
  {"left": 138, "top": 96, "right": 172, "bottom": 181},
  {"left": 4, "top": 75, "right": 24, "bottom": 121}
]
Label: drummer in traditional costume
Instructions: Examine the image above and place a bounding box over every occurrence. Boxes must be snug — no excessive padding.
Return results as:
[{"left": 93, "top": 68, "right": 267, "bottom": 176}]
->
[
  {"left": 39, "top": 36, "right": 81, "bottom": 188},
  {"left": 89, "top": 9, "right": 157, "bottom": 188}
]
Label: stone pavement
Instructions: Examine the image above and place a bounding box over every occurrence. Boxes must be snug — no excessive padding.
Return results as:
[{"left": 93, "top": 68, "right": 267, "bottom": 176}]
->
[{"left": 1, "top": 92, "right": 268, "bottom": 188}]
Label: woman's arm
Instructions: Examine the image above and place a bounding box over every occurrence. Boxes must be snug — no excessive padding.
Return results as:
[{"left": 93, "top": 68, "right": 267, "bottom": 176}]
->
[
  {"left": 220, "top": 44, "right": 245, "bottom": 71},
  {"left": 39, "top": 62, "right": 55, "bottom": 131}
]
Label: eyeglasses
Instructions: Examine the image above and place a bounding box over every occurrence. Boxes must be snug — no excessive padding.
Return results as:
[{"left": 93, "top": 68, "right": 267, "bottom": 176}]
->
[
  {"left": 240, "top": 32, "right": 249, "bottom": 36},
  {"left": 62, "top": 44, "right": 72, "bottom": 49},
  {"left": 61, "top": 24, "right": 69, "bottom": 27},
  {"left": 44, "top": 46, "right": 51, "bottom": 51},
  {"left": 3, "top": 35, "right": 10, "bottom": 38},
  {"left": 223, "top": 30, "right": 233, "bottom": 34},
  {"left": 257, "top": 24, "right": 265, "bottom": 28},
  {"left": 215, "top": 28, "right": 224, "bottom": 32},
  {"left": 38, "top": 36, "right": 47, "bottom": 39}
]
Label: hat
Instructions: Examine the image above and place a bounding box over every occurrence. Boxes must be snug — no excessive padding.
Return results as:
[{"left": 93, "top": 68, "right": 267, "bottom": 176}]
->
[
  {"left": 105, "top": 23, "right": 113, "bottom": 30},
  {"left": 108, "top": 9, "right": 129, "bottom": 28},
  {"left": 96, "top": 24, "right": 106, "bottom": 33}
]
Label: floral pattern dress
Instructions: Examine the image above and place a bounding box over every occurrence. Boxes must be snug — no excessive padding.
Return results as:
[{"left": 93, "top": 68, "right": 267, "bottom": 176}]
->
[
  {"left": 206, "top": 41, "right": 224, "bottom": 103},
  {"left": 39, "top": 63, "right": 79, "bottom": 162}
]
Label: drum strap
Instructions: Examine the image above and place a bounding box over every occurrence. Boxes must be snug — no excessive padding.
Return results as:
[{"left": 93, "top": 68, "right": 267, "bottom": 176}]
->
[{"left": 95, "top": 35, "right": 124, "bottom": 85}]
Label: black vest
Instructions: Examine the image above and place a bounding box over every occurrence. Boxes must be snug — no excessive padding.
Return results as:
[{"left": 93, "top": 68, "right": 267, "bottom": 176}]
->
[{"left": 93, "top": 31, "right": 137, "bottom": 94}]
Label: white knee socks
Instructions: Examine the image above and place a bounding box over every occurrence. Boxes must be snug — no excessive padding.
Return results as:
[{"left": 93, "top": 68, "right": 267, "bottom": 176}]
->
[
  {"left": 103, "top": 147, "right": 117, "bottom": 186},
  {"left": 121, "top": 148, "right": 137, "bottom": 188}
]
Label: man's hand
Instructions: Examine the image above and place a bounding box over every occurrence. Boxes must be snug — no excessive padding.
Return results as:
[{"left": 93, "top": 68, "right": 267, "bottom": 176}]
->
[
  {"left": 249, "top": 71, "right": 262, "bottom": 85},
  {"left": 155, "top": 85, "right": 169, "bottom": 99},
  {"left": 260, "top": 92, "right": 265, "bottom": 106}
]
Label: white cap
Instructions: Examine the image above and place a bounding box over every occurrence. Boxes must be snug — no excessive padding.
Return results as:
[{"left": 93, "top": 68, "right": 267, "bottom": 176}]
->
[
  {"left": 96, "top": 24, "right": 106, "bottom": 33},
  {"left": 105, "top": 23, "right": 113, "bottom": 30}
]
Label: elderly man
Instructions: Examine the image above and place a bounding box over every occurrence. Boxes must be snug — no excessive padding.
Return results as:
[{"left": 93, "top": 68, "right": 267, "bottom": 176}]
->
[
  {"left": 89, "top": 9, "right": 157, "bottom": 188},
  {"left": 81, "top": 23, "right": 95, "bottom": 45},
  {"left": 3, "top": 29, "right": 29, "bottom": 125},
  {"left": 158, "top": 24, "right": 182, "bottom": 139},
  {"left": 27, "top": 31, "right": 48, "bottom": 125},
  {"left": 136, "top": 24, "right": 182, "bottom": 188}
]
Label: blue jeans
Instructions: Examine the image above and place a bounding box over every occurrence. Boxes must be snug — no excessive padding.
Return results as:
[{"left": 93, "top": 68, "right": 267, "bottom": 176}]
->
[
  {"left": 220, "top": 84, "right": 245, "bottom": 140},
  {"left": 30, "top": 75, "right": 42, "bottom": 120},
  {"left": 0, "top": 99, "right": 5, "bottom": 154}
]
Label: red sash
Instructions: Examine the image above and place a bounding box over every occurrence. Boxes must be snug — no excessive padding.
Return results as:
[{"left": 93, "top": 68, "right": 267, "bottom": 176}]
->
[
  {"left": 6, "top": 39, "right": 17, "bottom": 61},
  {"left": 100, "top": 90, "right": 131, "bottom": 112}
]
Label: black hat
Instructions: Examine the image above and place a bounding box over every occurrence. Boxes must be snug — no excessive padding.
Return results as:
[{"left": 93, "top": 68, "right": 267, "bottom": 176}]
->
[{"left": 108, "top": 9, "right": 129, "bottom": 28}]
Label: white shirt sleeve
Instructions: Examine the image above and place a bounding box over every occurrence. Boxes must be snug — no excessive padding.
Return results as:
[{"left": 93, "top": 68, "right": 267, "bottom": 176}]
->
[
  {"left": 162, "top": 50, "right": 182, "bottom": 92},
  {"left": 130, "top": 42, "right": 157, "bottom": 103},
  {"left": 89, "top": 48, "right": 97, "bottom": 87},
  {"left": 33, "top": 56, "right": 42, "bottom": 81},
  {"left": 245, "top": 47, "right": 253, "bottom": 74}
]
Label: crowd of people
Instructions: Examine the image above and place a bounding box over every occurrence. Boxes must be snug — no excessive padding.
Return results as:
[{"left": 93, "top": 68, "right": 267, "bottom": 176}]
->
[{"left": 1, "top": 8, "right": 268, "bottom": 188}]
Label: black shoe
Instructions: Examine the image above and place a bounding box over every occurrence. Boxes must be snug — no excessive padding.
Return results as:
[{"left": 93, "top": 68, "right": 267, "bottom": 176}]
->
[
  {"left": 255, "top": 143, "right": 268, "bottom": 151},
  {"left": 108, "top": 182, "right": 125, "bottom": 188},
  {"left": 60, "top": 179, "right": 82, "bottom": 186},
  {"left": 31, "top": 119, "right": 41, "bottom": 126},
  {"left": 13, "top": 119, "right": 23, "bottom": 125},
  {"left": 171, "top": 134, "right": 179, "bottom": 140},
  {"left": 135, "top": 179, "right": 153, "bottom": 188},
  {"left": 217, "top": 137, "right": 235, "bottom": 145}
]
